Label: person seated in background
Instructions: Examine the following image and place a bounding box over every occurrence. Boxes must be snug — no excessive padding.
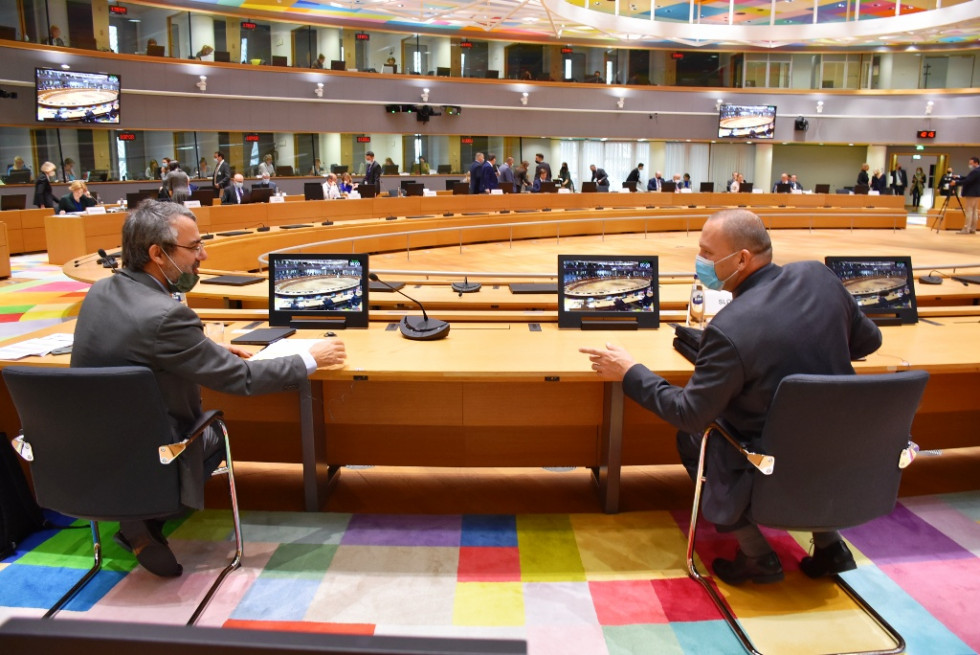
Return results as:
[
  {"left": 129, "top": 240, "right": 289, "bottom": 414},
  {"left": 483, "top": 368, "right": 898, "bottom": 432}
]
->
[
  {"left": 417, "top": 156, "right": 430, "bottom": 175},
  {"left": 312, "top": 54, "right": 326, "bottom": 69},
  {"left": 789, "top": 174, "right": 803, "bottom": 191},
  {"left": 531, "top": 168, "right": 549, "bottom": 193},
  {"left": 62, "top": 158, "right": 77, "bottom": 182},
  {"left": 196, "top": 157, "right": 209, "bottom": 179},
  {"left": 587, "top": 70, "right": 604, "bottom": 83},
  {"left": 726, "top": 171, "right": 739, "bottom": 191},
  {"left": 772, "top": 172, "right": 791, "bottom": 192},
  {"left": 221, "top": 174, "right": 248, "bottom": 204},
  {"left": 253, "top": 172, "right": 278, "bottom": 193},
  {"left": 310, "top": 158, "right": 322, "bottom": 176},
  {"left": 729, "top": 173, "right": 744, "bottom": 193},
  {"left": 34, "top": 161, "right": 58, "bottom": 208},
  {"left": 558, "top": 162, "right": 574, "bottom": 191},
  {"left": 195, "top": 45, "right": 214, "bottom": 61},
  {"left": 57, "top": 180, "right": 98, "bottom": 213},
  {"left": 322, "top": 173, "right": 343, "bottom": 199},
  {"left": 258, "top": 154, "right": 276, "bottom": 178},
  {"left": 47, "top": 25, "right": 65, "bottom": 47},
  {"left": 8, "top": 156, "right": 30, "bottom": 175},
  {"left": 339, "top": 172, "right": 353, "bottom": 194},
  {"left": 145, "top": 159, "right": 159, "bottom": 180},
  {"left": 647, "top": 171, "right": 664, "bottom": 192}
]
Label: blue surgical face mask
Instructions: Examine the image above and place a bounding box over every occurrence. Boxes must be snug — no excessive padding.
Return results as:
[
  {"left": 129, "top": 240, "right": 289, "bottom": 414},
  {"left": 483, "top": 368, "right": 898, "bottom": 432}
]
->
[{"left": 695, "top": 251, "right": 739, "bottom": 291}]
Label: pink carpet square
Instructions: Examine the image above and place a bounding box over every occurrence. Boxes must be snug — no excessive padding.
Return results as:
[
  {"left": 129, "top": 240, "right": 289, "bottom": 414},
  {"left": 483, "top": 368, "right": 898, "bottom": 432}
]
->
[
  {"left": 589, "top": 580, "right": 668, "bottom": 625},
  {"left": 457, "top": 547, "right": 522, "bottom": 582},
  {"left": 26, "top": 282, "right": 89, "bottom": 293},
  {"left": 880, "top": 557, "right": 980, "bottom": 651},
  {"left": 652, "top": 577, "right": 724, "bottom": 622}
]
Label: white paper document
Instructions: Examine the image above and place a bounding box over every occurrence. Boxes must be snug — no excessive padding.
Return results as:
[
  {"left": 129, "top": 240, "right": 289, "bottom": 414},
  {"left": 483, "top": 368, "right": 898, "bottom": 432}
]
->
[
  {"left": 248, "top": 339, "right": 321, "bottom": 361},
  {"left": 0, "top": 333, "right": 74, "bottom": 360}
]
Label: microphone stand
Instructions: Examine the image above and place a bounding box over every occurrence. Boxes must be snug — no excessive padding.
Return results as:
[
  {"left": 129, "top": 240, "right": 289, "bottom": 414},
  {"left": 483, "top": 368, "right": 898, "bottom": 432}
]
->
[{"left": 369, "top": 273, "right": 450, "bottom": 341}]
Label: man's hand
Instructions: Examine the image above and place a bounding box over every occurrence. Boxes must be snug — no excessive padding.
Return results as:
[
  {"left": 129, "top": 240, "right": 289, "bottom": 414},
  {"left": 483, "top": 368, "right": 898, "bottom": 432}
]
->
[
  {"left": 309, "top": 339, "right": 347, "bottom": 369},
  {"left": 222, "top": 343, "right": 252, "bottom": 359},
  {"left": 579, "top": 343, "right": 637, "bottom": 380}
]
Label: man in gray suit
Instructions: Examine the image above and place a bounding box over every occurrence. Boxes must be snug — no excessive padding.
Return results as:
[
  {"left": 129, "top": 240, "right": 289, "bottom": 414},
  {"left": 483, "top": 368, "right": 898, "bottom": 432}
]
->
[
  {"left": 71, "top": 201, "right": 347, "bottom": 577},
  {"left": 581, "top": 209, "right": 881, "bottom": 586},
  {"left": 497, "top": 157, "right": 516, "bottom": 186}
]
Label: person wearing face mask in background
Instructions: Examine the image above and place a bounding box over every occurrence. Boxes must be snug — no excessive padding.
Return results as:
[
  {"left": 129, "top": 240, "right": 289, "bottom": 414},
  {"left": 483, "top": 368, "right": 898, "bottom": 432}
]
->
[
  {"left": 71, "top": 200, "right": 347, "bottom": 579},
  {"left": 580, "top": 209, "right": 880, "bottom": 587},
  {"left": 33, "top": 161, "right": 59, "bottom": 208},
  {"left": 221, "top": 174, "right": 248, "bottom": 204}
]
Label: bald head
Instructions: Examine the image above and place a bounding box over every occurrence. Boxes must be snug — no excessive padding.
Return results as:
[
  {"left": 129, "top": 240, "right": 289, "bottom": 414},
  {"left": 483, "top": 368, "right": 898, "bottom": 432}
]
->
[
  {"left": 699, "top": 209, "right": 773, "bottom": 292},
  {"left": 707, "top": 209, "right": 772, "bottom": 259}
]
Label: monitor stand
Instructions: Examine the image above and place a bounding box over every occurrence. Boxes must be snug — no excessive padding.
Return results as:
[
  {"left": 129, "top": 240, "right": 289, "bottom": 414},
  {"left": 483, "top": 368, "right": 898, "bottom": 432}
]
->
[{"left": 580, "top": 318, "right": 639, "bottom": 331}]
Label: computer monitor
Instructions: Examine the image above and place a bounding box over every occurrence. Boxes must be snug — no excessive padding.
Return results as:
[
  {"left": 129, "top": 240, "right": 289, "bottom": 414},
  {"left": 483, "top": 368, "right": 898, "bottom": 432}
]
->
[
  {"left": 699, "top": 182, "right": 715, "bottom": 192},
  {"left": 437, "top": 164, "right": 451, "bottom": 174},
  {"left": 558, "top": 254, "right": 660, "bottom": 329},
  {"left": 357, "top": 184, "right": 377, "bottom": 198},
  {"left": 269, "top": 253, "right": 369, "bottom": 329},
  {"left": 399, "top": 179, "right": 417, "bottom": 191},
  {"left": 539, "top": 181, "right": 557, "bottom": 193},
  {"left": 331, "top": 165, "right": 348, "bottom": 175},
  {"left": 452, "top": 182, "right": 469, "bottom": 195},
  {"left": 815, "top": 183, "right": 831, "bottom": 194},
  {"left": 304, "top": 182, "right": 325, "bottom": 201},
  {"left": 249, "top": 188, "right": 275, "bottom": 203},
  {"left": 146, "top": 44, "right": 165, "bottom": 57},
  {"left": 825, "top": 255, "right": 917, "bottom": 325},
  {"left": 1, "top": 194, "right": 27, "bottom": 210},
  {"left": 660, "top": 181, "right": 677, "bottom": 193},
  {"left": 190, "top": 189, "right": 215, "bottom": 206},
  {"left": 330, "top": 60, "right": 346, "bottom": 71},
  {"left": 580, "top": 181, "right": 597, "bottom": 193},
  {"left": 436, "top": 67, "right": 451, "bottom": 77},
  {"left": 213, "top": 50, "right": 231, "bottom": 62},
  {"left": 271, "top": 56, "right": 287, "bottom": 67},
  {"left": 275, "top": 166, "right": 294, "bottom": 177},
  {"left": 775, "top": 183, "right": 792, "bottom": 193},
  {"left": 403, "top": 182, "right": 424, "bottom": 197},
  {"left": 381, "top": 64, "right": 396, "bottom": 75},
  {"left": 854, "top": 184, "right": 870, "bottom": 195},
  {"left": 4, "top": 170, "right": 32, "bottom": 184},
  {"left": 739, "top": 182, "right": 753, "bottom": 193},
  {"left": 126, "top": 190, "right": 156, "bottom": 208},
  {"left": 498, "top": 182, "right": 514, "bottom": 194},
  {"left": 621, "top": 181, "right": 637, "bottom": 192},
  {"left": 87, "top": 170, "right": 108, "bottom": 182},
  {"left": 382, "top": 165, "right": 399, "bottom": 175},
  {"left": 485, "top": 70, "right": 499, "bottom": 79}
]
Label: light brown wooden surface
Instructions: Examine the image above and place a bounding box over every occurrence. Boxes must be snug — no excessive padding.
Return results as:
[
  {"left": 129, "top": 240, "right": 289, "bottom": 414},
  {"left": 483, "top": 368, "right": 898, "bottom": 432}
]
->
[{"left": 0, "top": 222, "right": 10, "bottom": 278}]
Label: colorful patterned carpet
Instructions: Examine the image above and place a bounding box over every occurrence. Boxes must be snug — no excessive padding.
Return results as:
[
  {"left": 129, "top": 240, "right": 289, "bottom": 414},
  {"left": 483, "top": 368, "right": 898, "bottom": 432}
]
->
[
  {"left": 0, "top": 254, "right": 88, "bottom": 343},
  {"left": 1, "top": 492, "right": 978, "bottom": 654}
]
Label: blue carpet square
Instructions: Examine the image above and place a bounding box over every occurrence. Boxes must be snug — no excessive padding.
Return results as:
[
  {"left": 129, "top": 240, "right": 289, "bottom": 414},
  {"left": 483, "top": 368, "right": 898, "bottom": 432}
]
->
[
  {"left": 0, "top": 564, "right": 125, "bottom": 611},
  {"left": 231, "top": 577, "right": 324, "bottom": 621},
  {"left": 462, "top": 515, "right": 518, "bottom": 547}
]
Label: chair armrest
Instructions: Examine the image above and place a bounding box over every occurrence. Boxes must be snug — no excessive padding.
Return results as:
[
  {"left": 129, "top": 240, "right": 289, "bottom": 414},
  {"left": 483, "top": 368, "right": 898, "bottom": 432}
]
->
[
  {"left": 10, "top": 433, "right": 33, "bottom": 462},
  {"left": 703, "top": 422, "right": 775, "bottom": 475},
  {"left": 899, "top": 440, "right": 919, "bottom": 469},
  {"left": 158, "top": 409, "right": 225, "bottom": 465}
]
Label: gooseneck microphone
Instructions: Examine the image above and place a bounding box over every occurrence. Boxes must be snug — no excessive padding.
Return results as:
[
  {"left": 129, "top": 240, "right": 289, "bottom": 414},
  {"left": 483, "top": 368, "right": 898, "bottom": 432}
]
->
[
  {"left": 368, "top": 273, "right": 450, "bottom": 341},
  {"left": 97, "top": 248, "right": 119, "bottom": 270}
]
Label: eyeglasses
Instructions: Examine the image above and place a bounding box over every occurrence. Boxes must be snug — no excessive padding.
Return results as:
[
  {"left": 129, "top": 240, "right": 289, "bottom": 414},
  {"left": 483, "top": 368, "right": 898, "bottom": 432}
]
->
[{"left": 169, "top": 241, "right": 205, "bottom": 255}]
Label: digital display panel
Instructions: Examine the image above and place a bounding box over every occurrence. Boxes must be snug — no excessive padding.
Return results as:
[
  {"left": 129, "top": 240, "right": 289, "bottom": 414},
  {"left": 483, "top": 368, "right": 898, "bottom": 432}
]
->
[
  {"left": 269, "top": 254, "right": 369, "bottom": 329},
  {"left": 718, "top": 103, "right": 776, "bottom": 140},
  {"left": 558, "top": 255, "right": 660, "bottom": 329},
  {"left": 36, "top": 67, "right": 120, "bottom": 124},
  {"left": 825, "top": 256, "right": 918, "bottom": 325}
]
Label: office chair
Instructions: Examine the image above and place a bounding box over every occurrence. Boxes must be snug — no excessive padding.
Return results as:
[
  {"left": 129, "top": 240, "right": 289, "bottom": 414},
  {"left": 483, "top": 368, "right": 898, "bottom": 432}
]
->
[
  {"left": 686, "top": 370, "right": 929, "bottom": 655},
  {"left": 3, "top": 365, "right": 243, "bottom": 625}
]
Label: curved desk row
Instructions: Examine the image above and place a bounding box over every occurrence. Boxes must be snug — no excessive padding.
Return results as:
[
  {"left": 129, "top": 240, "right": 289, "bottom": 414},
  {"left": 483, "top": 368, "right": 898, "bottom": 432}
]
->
[{"left": 2, "top": 318, "right": 977, "bottom": 513}]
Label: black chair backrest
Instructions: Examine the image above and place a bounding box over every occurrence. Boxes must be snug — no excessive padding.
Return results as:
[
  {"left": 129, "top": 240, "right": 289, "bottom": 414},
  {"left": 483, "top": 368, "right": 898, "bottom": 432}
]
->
[
  {"left": 815, "top": 183, "right": 831, "bottom": 194},
  {"left": 1, "top": 194, "right": 27, "bottom": 210},
  {"left": 304, "top": 182, "right": 325, "bottom": 201},
  {"left": 750, "top": 371, "right": 929, "bottom": 532},
  {"left": 2, "top": 366, "right": 182, "bottom": 521}
]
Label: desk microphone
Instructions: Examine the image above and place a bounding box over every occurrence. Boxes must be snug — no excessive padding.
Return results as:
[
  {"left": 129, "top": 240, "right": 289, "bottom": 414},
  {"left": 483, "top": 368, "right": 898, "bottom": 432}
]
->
[
  {"left": 452, "top": 276, "right": 482, "bottom": 295},
  {"left": 97, "top": 248, "right": 119, "bottom": 270},
  {"left": 368, "top": 273, "right": 449, "bottom": 341}
]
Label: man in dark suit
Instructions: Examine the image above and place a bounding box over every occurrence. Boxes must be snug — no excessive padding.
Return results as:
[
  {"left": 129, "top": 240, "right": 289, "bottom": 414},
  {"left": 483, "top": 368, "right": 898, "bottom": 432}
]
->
[
  {"left": 221, "top": 174, "right": 248, "bottom": 204},
  {"left": 891, "top": 164, "right": 908, "bottom": 198},
  {"left": 361, "top": 150, "right": 381, "bottom": 190},
  {"left": 252, "top": 172, "right": 278, "bottom": 193},
  {"left": 789, "top": 174, "right": 803, "bottom": 191},
  {"left": 646, "top": 171, "right": 664, "bottom": 192},
  {"left": 212, "top": 151, "right": 230, "bottom": 192},
  {"left": 469, "top": 152, "right": 485, "bottom": 195},
  {"left": 581, "top": 209, "right": 881, "bottom": 586},
  {"left": 589, "top": 164, "right": 610, "bottom": 192},
  {"left": 71, "top": 201, "right": 347, "bottom": 577},
  {"left": 481, "top": 154, "right": 499, "bottom": 193},
  {"left": 626, "top": 163, "right": 643, "bottom": 184},
  {"left": 533, "top": 153, "right": 551, "bottom": 181}
]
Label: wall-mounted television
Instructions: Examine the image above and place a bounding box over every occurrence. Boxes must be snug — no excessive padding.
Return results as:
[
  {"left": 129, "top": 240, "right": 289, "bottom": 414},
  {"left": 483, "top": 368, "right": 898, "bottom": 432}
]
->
[
  {"left": 36, "top": 67, "right": 120, "bottom": 124},
  {"left": 558, "top": 255, "right": 660, "bottom": 330},
  {"left": 824, "top": 255, "right": 918, "bottom": 325},
  {"left": 269, "top": 254, "right": 369, "bottom": 329},
  {"left": 718, "top": 103, "right": 775, "bottom": 140}
]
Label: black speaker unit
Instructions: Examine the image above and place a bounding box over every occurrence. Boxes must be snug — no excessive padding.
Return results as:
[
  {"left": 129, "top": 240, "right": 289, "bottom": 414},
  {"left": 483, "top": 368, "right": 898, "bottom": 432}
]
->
[{"left": 794, "top": 116, "right": 809, "bottom": 131}]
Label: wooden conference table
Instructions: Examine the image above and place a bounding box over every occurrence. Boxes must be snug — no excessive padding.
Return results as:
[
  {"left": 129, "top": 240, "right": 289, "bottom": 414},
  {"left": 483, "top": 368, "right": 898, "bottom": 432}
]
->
[{"left": 2, "top": 317, "right": 978, "bottom": 513}]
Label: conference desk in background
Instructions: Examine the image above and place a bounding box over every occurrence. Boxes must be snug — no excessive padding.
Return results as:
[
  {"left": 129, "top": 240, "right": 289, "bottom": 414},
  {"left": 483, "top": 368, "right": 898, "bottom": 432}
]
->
[{"left": 2, "top": 319, "right": 978, "bottom": 513}]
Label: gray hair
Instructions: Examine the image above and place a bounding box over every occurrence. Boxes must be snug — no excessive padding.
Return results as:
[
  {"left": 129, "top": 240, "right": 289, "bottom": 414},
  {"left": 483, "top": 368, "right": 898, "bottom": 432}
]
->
[
  {"left": 708, "top": 209, "right": 772, "bottom": 256},
  {"left": 122, "top": 200, "right": 196, "bottom": 272}
]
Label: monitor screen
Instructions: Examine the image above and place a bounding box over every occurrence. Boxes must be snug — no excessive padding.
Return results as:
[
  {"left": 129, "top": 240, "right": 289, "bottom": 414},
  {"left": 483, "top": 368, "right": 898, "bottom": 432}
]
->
[
  {"left": 36, "top": 67, "right": 120, "bottom": 124},
  {"left": 660, "top": 181, "right": 677, "bottom": 193},
  {"left": 718, "top": 103, "right": 776, "bottom": 140},
  {"left": 558, "top": 255, "right": 660, "bottom": 329},
  {"left": 580, "top": 181, "right": 597, "bottom": 193},
  {"left": 269, "top": 254, "right": 369, "bottom": 329},
  {"left": 824, "top": 256, "right": 918, "bottom": 325}
]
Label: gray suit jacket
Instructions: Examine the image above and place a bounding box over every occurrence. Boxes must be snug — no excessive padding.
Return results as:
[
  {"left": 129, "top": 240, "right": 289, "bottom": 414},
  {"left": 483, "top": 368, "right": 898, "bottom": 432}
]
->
[
  {"left": 71, "top": 269, "right": 308, "bottom": 508},
  {"left": 622, "top": 261, "right": 881, "bottom": 525}
]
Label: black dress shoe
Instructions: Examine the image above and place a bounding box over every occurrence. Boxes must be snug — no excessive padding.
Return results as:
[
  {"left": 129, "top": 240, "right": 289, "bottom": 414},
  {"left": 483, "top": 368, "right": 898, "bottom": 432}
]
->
[
  {"left": 712, "top": 549, "right": 784, "bottom": 585},
  {"left": 118, "top": 522, "right": 182, "bottom": 578},
  {"left": 800, "top": 540, "right": 856, "bottom": 579},
  {"left": 113, "top": 520, "right": 168, "bottom": 552}
]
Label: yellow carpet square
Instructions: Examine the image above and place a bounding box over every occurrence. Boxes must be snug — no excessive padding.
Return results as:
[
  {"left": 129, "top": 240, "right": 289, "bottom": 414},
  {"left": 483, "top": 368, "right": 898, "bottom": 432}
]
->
[
  {"left": 453, "top": 582, "right": 525, "bottom": 626},
  {"left": 571, "top": 511, "right": 691, "bottom": 581}
]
